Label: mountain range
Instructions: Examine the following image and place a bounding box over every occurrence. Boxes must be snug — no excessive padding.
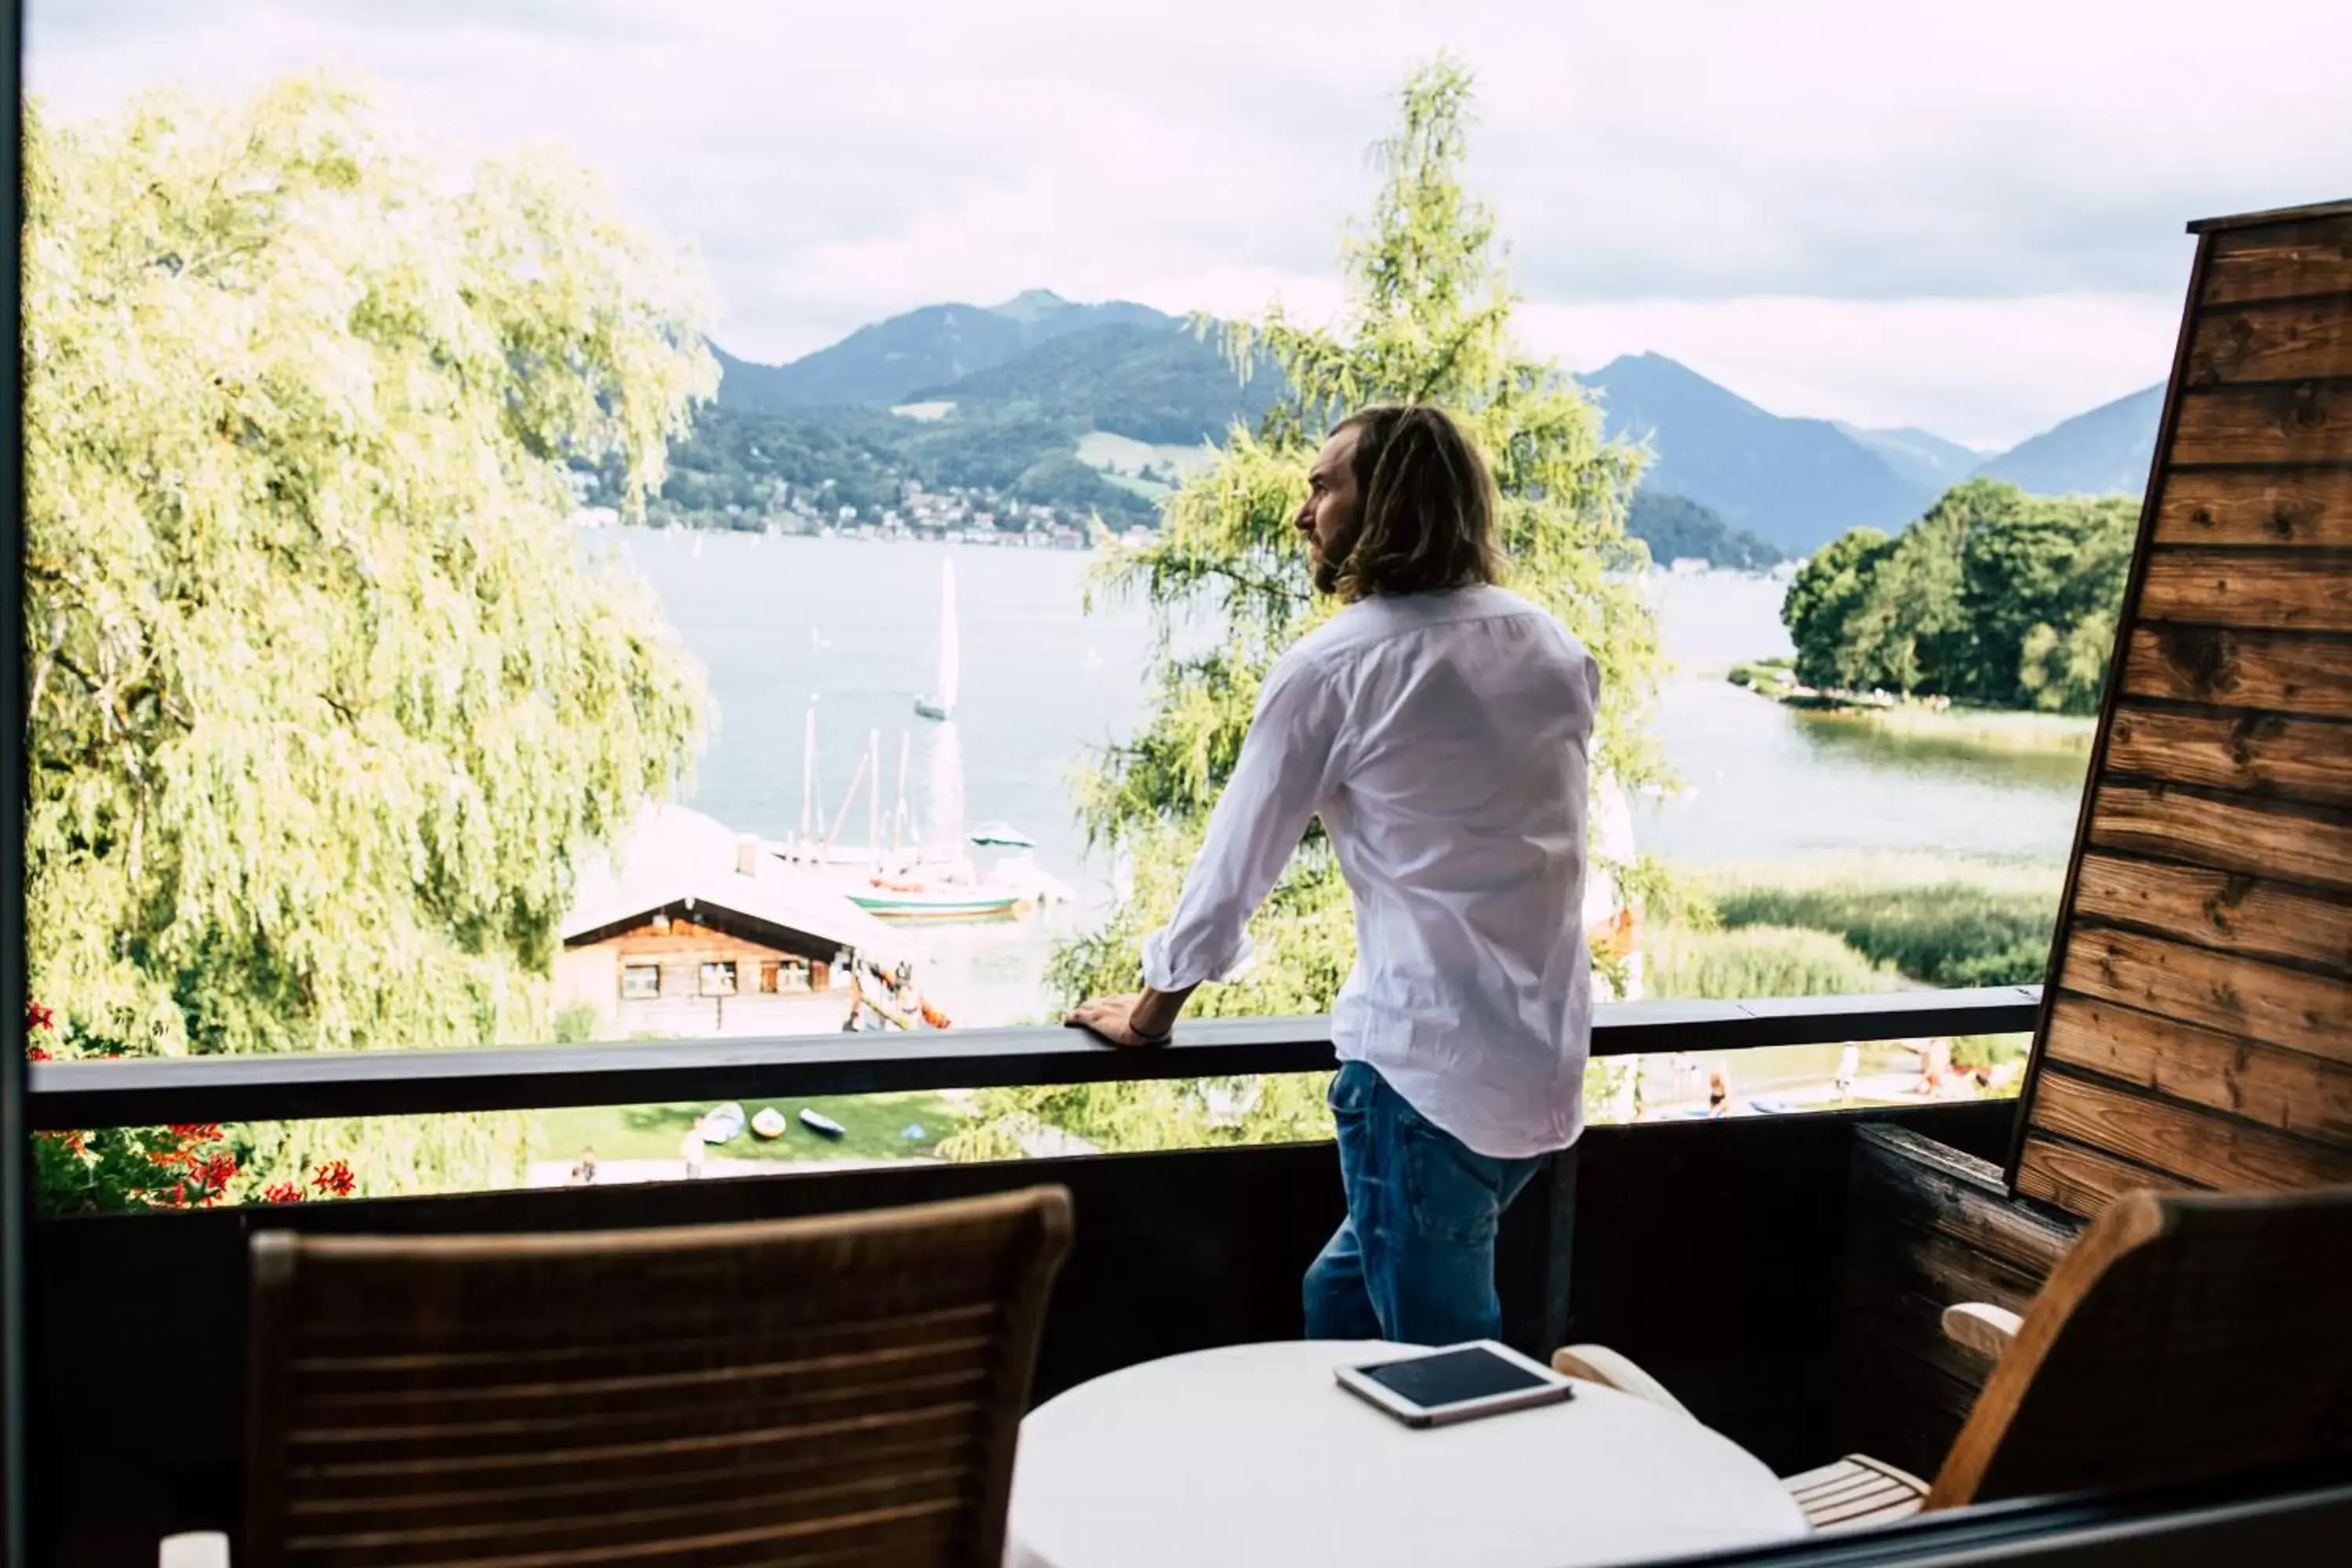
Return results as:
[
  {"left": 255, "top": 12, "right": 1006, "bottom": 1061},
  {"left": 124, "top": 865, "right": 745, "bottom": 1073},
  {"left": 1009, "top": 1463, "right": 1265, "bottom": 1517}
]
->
[
  {"left": 711, "top": 292, "right": 2165, "bottom": 555},
  {"left": 1969, "top": 384, "right": 2165, "bottom": 498},
  {"left": 713, "top": 290, "right": 1173, "bottom": 412}
]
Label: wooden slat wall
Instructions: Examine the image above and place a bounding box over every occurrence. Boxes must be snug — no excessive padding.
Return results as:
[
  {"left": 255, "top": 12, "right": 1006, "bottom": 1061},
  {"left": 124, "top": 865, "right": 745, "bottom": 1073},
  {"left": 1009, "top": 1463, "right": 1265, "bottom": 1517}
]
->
[
  {"left": 2013, "top": 201, "right": 2352, "bottom": 1221},
  {"left": 1836, "top": 1128, "right": 2078, "bottom": 1479}
]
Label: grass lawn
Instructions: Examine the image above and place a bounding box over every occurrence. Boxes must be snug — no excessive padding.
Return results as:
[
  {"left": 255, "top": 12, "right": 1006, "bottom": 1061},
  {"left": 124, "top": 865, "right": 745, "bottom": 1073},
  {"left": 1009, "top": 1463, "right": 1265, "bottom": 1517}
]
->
[
  {"left": 531, "top": 1090, "right": 970, "bottom": 1167},
  {"left": 1074, "top": 431, "right": 1216, "bottom": 480}
]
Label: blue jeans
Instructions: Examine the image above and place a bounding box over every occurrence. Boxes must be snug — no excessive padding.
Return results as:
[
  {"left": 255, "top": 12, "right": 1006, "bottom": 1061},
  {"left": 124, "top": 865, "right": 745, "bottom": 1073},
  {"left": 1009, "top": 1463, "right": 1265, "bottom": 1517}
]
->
[{"left": 1304, "top": 1061, "right": 1547, "bottom": 1345}]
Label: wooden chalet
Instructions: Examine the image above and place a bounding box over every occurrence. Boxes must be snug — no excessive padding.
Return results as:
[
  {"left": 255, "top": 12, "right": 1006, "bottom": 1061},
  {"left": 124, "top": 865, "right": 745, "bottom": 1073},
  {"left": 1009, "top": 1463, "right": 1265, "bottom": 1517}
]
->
[{"left": 554, "top": 804, "right": 912, "bottom": 1037}]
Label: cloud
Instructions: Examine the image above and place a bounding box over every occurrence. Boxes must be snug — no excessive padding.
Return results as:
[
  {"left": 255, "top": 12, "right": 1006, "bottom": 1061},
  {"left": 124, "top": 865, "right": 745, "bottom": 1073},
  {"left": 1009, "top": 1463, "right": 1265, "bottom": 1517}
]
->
[{"left": 26, "top": 0, "right": 2350, "bottom": 443}]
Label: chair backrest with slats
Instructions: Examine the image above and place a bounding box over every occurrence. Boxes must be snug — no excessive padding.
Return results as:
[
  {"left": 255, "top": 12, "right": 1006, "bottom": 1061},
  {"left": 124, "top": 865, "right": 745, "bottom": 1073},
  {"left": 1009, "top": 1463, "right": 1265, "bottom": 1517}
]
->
[
  {"left": 241, "top": 1186, "right": 1073, "bottom": 1568},
  {"left": 1929, "top": 1183, "right": 2352, "bottom": 1509}
]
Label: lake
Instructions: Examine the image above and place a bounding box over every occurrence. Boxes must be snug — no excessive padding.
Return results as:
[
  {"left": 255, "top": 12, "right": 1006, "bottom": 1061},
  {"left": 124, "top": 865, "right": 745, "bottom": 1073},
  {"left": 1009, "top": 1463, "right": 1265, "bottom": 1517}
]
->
[{"left": 608, "top": 530, "right": 2089, "bottom": 1025}]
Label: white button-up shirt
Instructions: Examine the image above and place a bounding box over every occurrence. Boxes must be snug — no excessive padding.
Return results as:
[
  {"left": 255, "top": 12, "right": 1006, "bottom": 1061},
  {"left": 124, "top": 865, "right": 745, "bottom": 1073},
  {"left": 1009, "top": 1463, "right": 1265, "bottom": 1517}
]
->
[{"left": 1142, "top": 584, "right": 1599, "bottom": 1159}]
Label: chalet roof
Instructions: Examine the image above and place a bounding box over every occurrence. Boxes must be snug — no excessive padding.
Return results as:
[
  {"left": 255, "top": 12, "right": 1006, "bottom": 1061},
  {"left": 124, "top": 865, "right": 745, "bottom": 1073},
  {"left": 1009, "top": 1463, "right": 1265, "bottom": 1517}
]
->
[
  {"left": 2186, "top": 195, "right": 2352, "bottom": 233},
  {"left": 561, "top": 804, "right": 912, "bottom": 964}
]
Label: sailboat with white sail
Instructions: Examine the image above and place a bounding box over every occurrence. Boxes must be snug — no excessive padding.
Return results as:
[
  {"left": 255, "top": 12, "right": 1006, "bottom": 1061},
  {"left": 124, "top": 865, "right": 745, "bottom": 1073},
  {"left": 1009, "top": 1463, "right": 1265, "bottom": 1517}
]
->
[{"left": 913, "top": 558, "right": 959, "bottom": 721}]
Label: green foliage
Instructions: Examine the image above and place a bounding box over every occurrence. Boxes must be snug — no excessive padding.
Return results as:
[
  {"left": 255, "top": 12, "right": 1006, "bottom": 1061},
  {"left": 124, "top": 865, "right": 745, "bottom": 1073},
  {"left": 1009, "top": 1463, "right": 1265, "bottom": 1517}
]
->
[
  {"left": 1780, "top": 479, "right": 2136, "bottom": 713},
  {"left": 23, "top": 78, "right": 711, "bottom": 1192},
  {"left": 1726, "top": 657, "right": 1798, "bottom": 695},
  {"left": 552, "top": 1004, "right": 602, "bottom": 1046},
  {"left": 1606, "top": 855, "right": 1721, "bottom": 932},
  {"left": 1782, "top": 528, "right": 1892, "bottom": 689},
  {"left": 1951, "top": 1034, "right": 2032, "bottom": 1071},
  {"left": 1624, "top": 490, "right": 1782, "bottom": 570},
  {"left": 944, "top": 60, "right": 1659, "bottom": 1159},
  {"left": 2017, "top": 608, "right": 2118, "bottom": 713},
  {"left": 1642, "top": 924, "right": 1900, "bottom": 1002},
  {"left": 27, "top": 1006, "right": 377, "bottom": 1211},
  {"left": 1011, "top": 453, "right": 1154, "bottom": 517},
  {"left": 1705, "top": 858, "right": 2060, "bottom": 988},
  {"left": 1714, "top": 882, "right": 2056, "bottom": 988}
]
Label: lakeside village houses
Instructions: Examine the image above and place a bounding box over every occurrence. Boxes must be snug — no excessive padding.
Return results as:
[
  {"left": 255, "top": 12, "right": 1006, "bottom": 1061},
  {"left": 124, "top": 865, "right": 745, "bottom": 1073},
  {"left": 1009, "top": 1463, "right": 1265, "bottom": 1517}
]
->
[
  {"left": 555, "top": 805, "right": 920, "bottom": 1039},
  {"left": 568, "top": 470, "right": 1154, "bottom": 550}
]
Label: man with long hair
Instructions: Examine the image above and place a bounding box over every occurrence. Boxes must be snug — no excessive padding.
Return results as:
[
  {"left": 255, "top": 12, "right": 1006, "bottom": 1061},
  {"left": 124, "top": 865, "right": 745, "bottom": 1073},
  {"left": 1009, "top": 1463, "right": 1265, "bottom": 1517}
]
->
[{"left": 1068, "top": 405, "right": 1600, "bottom": 1345}]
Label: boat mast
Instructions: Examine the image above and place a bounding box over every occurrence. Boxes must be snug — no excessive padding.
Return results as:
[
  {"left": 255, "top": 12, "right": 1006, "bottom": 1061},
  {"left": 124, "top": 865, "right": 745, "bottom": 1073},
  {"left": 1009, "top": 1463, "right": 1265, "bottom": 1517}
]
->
[
  {"left": 938, "top": 558, "right": 960, "bottom": 717},
  {"left": 799, "top": 698, "right": 816, "bottom": 849},
  {"left": 867, "top": 729, "right": 881, "bottom": 861},
  {"left": 821, "top": 747, "right": 870, "bottom": 851},
  {"left": 893, "top": 731, "right": 911, "bottom": 854}
]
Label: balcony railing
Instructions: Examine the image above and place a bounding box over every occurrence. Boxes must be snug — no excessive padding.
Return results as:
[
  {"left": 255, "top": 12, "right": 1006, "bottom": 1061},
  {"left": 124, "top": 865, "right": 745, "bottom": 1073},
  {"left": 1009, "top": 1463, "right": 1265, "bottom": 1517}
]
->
[
  {"left": 27, "top": 987, "right": 2043, "bottom": 1563},
  {"left": 26, "top": 984, "right": 2042, "bottom": 1127}
]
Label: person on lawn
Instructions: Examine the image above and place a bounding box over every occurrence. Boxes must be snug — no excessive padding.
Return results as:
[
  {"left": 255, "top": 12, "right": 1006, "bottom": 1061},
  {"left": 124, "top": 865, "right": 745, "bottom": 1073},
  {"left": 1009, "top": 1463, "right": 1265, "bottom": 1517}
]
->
[{"left": 1065, "top": 404, "right": 1601, "bottom": 1345}]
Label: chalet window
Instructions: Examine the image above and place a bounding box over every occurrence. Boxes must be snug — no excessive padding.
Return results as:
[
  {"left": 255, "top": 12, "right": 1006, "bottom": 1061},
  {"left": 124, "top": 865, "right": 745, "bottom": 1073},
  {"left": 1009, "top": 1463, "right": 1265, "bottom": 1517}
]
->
[
  {"left": 621, "top": 964, "right": 660, "bottom": 1000},
  {"left": 699, "top": 960, "right": 738, "bottom": 996},
  {"left": 778, "top": 959, "right": 811, "bottom": 992}
]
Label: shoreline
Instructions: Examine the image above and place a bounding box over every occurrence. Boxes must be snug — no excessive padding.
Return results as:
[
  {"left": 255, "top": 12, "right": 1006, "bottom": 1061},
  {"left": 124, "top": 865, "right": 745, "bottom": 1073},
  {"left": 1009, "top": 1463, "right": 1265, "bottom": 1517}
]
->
[{"left": 1724, "top": 660, "right": 2095, "bottom": 756}]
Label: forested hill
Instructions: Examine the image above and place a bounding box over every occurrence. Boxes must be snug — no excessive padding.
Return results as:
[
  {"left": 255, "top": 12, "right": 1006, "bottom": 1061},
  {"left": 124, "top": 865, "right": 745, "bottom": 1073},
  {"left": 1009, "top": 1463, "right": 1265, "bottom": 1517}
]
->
[
  {"left": 1626, "top": 492, "right": 1782, "bottom": 570},
  {"left": 713, "top": 290, "right": 1181, "bottom": 412},
  {"left": 909, "top": 321, "right": 1281, "bottom": 445}
]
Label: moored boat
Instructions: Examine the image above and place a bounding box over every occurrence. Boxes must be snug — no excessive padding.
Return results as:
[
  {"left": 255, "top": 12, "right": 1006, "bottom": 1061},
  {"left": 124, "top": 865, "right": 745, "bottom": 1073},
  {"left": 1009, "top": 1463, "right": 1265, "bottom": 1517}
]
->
[{"left": 848, "top": 873, "right": 1025, "bottom": 920}]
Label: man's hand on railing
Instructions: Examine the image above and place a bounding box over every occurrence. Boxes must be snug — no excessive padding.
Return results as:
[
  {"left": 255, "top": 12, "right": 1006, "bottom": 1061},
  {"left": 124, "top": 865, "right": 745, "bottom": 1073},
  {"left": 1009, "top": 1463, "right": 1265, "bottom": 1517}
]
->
[{"left": 1065, "top": 987, "right": 1193, "bottom": 1049}]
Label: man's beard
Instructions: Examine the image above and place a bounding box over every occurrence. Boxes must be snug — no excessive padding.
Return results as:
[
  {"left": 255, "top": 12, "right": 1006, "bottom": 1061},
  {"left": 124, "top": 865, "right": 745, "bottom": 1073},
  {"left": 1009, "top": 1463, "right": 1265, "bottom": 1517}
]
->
[{"left": 1309, "top": 524, "right": 1359, "bottom": 596}]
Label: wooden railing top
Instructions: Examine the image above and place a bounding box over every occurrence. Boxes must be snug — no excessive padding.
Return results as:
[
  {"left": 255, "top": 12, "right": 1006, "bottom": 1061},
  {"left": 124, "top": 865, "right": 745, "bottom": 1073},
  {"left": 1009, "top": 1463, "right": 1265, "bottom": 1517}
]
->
[{"left": 26, "top": 986, "right": 2041, "bottom": 1129}]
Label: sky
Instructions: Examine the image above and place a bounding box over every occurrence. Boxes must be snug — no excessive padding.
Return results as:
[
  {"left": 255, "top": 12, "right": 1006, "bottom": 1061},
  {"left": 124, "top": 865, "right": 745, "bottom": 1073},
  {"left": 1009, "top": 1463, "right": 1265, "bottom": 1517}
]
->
[{"left": 26, "top": 1, "right": 2352, "bottom": 450}]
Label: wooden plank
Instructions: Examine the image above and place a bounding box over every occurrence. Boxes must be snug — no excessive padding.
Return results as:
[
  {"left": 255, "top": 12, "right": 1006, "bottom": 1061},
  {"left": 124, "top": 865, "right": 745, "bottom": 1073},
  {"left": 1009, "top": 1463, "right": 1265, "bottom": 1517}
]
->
[
  {"left": 2120, "top": 625, "right": 2352, "bottom": 719},
  {"left": 2104, "top": 704, "right": 2352, "bottom": 805},
  {"left": 2201, "top": 219, "right": 2352, "bottom": 307},
  {"left": 2026, "top": 1069, "right": 2352, "bottom": 1192},
  {"left": 1837, "top": 1127, "right": 2077, "bottom": 1474},
  {"left": 1849, "top": 1127, "right": 2078, "bottom": 1276},
  {"left": 2086, "top": 781, "right": 2352, "bottom": 894},
  {"left": 2071, "top": 851, "right": 2352, "bottom": 970},
  {"left": 2137, "top": 548, "right": 2352, "bottom": 632},
  {"left": 2189, "top": 295, "right": 2352, "bottom": 385},
  {"left": 2169, "top": 379, "right": 2352, "bottom": 466},
  {"left": 2042, "top": 994, "right": 2352, "bottom": 1143},
  {"left": 2058, "top": 923, "right": 2352, "bottom": 1062},
  {"left": 2016, "top": 1132, "right": 2198, "bottom": 1219},
  {"left": 2152, "top": 468, "right": 2352, "bottom": 549}
]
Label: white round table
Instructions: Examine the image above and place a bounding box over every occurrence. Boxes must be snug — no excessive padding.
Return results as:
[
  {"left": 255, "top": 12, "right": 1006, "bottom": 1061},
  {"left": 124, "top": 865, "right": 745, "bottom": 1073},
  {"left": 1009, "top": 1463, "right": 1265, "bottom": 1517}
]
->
[{"left": 1005, "top": 1341, "right": 1807, "bottom": 1568}]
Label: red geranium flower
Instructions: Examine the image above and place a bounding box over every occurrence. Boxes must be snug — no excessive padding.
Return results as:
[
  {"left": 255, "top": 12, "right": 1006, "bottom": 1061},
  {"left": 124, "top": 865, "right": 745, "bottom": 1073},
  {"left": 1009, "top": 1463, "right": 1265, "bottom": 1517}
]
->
[
  {"left": 260, "top": 1181, "right": 306, "bottom": 1204},
  {"left": 26, "top": 1045, "right": 51, "bottom": 1062},
  {"left": 166, "top": 1123, "right": 225, "bottom": 1144},
  {"left": 311, "top": 1160, "right": 356, "bottom": 1198},
  {"left": 24, "top": 1001, "right": 54, "bottom": 1033}
]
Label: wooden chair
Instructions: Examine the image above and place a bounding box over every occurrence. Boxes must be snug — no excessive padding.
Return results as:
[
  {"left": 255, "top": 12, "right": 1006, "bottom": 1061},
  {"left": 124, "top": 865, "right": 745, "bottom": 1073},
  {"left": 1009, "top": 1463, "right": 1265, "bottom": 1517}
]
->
[
  {"left": 1556, "top": 1183, "right": 2352, "bottom": 1533},
  {"left": 241, "top": 1186, "right": 1073, "bottom": 1568}
]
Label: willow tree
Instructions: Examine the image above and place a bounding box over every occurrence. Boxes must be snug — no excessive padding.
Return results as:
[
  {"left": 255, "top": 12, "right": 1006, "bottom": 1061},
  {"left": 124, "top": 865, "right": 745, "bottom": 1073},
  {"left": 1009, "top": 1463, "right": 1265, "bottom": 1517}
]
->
[
  {"left": 939, "top": 60, "right": 1660, "bottom": 1160},
  {"left": 22, "top": 79, "right": 713, "bottom": 1192}
]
